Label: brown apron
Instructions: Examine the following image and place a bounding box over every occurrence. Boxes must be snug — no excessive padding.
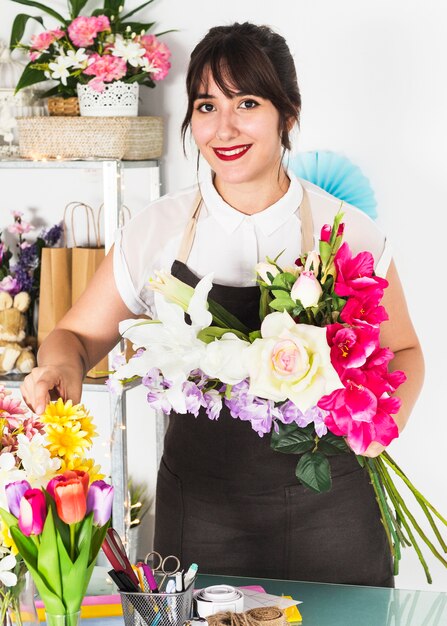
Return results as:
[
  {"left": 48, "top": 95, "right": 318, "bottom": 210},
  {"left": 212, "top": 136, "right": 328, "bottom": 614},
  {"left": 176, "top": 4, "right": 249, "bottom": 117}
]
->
[{"left": 154, "top": 188, "right": 393, "bottom": 587}]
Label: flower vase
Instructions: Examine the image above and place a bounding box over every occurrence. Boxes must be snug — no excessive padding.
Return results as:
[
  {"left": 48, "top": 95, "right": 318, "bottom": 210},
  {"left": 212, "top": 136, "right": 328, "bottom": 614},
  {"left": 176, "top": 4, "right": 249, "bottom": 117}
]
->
[
  {"left": 77, "top": 81, "right": 139, "bottom": 117},
  {"left": 1, "top": 568, "right": 38, "bottom": 626},
  {"left": 44, "top": 613, "right": 81, "bottom": 626}
]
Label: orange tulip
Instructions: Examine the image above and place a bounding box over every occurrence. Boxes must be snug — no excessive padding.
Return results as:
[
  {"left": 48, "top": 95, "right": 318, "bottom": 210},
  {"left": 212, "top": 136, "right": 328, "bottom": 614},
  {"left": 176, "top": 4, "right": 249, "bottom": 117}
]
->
[{"left": 54, "top": 478, "right": 87, "bottom": 524}]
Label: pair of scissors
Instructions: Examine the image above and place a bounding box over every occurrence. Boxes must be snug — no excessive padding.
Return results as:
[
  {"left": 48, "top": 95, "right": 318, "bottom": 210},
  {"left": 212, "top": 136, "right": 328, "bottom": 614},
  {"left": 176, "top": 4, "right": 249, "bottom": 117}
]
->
[
  {"left": 102, "top": 528, "right": 140, "bottom": 589},
  {"left": 144, "top": 550, "right": 181, "bottom": 590}
]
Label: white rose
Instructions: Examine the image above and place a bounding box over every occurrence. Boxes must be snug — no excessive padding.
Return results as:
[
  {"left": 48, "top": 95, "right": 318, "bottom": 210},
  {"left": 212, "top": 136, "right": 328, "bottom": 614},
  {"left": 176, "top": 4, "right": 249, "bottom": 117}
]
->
[
  {"left": 200, "top": 333, "right": 250, "bottom": 384},
  {"left": 290, "top": 271, "right": 322, "bottom": 308},
  {"left": 245, "top": 311, "right": 341, "bottom": 411}
]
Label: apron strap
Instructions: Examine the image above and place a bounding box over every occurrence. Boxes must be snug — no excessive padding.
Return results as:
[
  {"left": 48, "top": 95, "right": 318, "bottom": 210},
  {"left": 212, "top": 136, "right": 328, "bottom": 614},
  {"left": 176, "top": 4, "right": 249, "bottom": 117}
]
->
[
  {"left": 176, "top": 184, "right": 314, "bottom": 264},
  {"left": 299, "top": 188, "right": 315, "bottom": 254},
  {"left": 177, "top": 190, "right": 203, "bottom": 264}
]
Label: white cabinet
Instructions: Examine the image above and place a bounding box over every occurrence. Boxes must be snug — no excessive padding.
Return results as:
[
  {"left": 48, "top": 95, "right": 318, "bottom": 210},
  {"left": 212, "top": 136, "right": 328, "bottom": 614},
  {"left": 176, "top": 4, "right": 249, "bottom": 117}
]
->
[{"left": 0, "top": 157, "right": 161, "bottom": 543}]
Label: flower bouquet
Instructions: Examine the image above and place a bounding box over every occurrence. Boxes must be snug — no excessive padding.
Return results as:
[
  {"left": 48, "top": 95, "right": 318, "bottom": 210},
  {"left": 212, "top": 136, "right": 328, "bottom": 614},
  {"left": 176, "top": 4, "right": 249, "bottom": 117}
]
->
[
  {"left": 109, "top": 209, "right": 447, "bottom": 583},
  {"left": 0, "top": 392, "right": 112, "bottom": 625},
  {"left": 10, "top": 0, "right": 171, "bottom": 98}
]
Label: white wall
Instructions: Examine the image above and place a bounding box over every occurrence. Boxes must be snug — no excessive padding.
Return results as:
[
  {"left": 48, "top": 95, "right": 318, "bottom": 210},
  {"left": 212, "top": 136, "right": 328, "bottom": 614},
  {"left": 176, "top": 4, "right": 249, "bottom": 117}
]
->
[{"left": 1, "top": 0, "right": 447, "bottom": 592}]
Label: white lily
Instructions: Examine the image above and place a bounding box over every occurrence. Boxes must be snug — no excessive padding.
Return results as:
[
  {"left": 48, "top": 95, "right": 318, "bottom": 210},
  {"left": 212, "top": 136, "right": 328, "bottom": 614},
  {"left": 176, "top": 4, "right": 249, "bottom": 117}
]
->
[
  {"left": 111, "top": 35, "right": 146, "bottom": 67},
  {"left": 0, "top": 554, "right": 17, "bottom": 587},
  {"left": 48, "top": 55, "right": 72, "bottom": 85},
  {"left": 65, "top": 47, "right": 89, "bottom": 69},
  {"left": 16, "top": 433, "right": 61, "bottom": 487},
  {"left": 114, "top": 274, "right": 214, "bottom": 413},
  {"left": 0, "top": 453, "right": 26, "bottom": 510}
]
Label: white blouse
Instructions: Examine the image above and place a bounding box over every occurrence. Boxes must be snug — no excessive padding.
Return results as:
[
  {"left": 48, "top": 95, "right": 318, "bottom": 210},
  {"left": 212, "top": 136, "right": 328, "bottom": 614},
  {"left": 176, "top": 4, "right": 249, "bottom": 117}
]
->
[{"left": 113, "top": 172, "right": 391, "bottom": 316}]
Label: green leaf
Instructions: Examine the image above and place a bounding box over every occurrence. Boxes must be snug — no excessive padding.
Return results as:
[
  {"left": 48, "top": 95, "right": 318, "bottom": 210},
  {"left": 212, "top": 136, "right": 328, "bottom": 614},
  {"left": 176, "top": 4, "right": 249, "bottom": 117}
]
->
[
  {"left": 68, "top": 0, "right": 89, "bottom": 18},
  {"left": 10, "top": 13, "right": 44, "bottom": 48},
  {"left": 319, "top": 433, "right": 350, "bottom": 454},
  {"left": 316, "top": 440, "right": 347, "bottom": 456},
  {"left": 63, "top": 516, "right": 93, "bottom": 613},
  {"left": 14, "top": 63, "right": 47, "bottom": 93},
  {"left": 104, "top": 0, "right": 122, "bottom": 14},
  {"left": 296, "top": 452, "right": 332, "bottom": 493},
  {"left": 0, "top": 507, "right": 19, "bottom": 529},
  {"left": 269, "top": 297, "right": 296, "bottom": 312},
  {"left": 10, "top": 526, "right": 65, "bottom": 615},
  {"left": 248, "top": 330, "right": 262, "bottom": 342},
  {"left": 271, "top": 423, "right": 315, "bottom": 454},
  {"left": 259, "top": 286, "right": 271, "bottom": 322},
  {"left": 207, "top": 297, "right": 250, "bottom": 336},
  {"left": 38, "top": 508, "right": 62, "bottom": 599},
  {"left": 197, "top": 326, "right": 248, "bottom": 344},
  {"left": 356, "top": 454, "right": 365, "bottom": 468},
  {"left": 121, "top": 0, "right": 155, "bottom": 20},
  {"left": 89, "top": 521, "right": 110, "bottom": 567},
  {"left": 10, "top": 0, "right": 66, "bottom": 23},
  {"left": 118, "top": 20, "right": 156, "bottom": 34}
]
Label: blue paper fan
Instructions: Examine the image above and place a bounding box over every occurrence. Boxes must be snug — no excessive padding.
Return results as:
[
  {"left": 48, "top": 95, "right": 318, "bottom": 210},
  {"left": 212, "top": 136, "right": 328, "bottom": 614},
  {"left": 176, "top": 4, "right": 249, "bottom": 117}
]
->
[{"left": 288, "top": 151, "right": 378, "bottom": 219}]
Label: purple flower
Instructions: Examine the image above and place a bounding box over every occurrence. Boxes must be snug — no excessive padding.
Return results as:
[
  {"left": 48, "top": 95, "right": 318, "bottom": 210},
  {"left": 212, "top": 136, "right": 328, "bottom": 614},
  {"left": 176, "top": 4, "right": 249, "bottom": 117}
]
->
[
  {"left": 5, "top": 480, "right": 32, "bottom": 517},
  {"left": 203, "top": 390, "right": 222, "bottom": 420},
  {"left": 86, "top": 480, "right": 114, "bottom": 526},
  {"left": 278, "top": 402, "right": 329, "bottom": 437},
  {"left": 146, "top": 389, "right": 172, "bottom": 414},
  {"left": 278, "top": 401, "right": 305, "bottom": 425},
  {"left": 0, "top": 275, "right": 20, "bottom": 294},
  {"left": 183, "top": 381, "right": 205, "bottom": 417}
]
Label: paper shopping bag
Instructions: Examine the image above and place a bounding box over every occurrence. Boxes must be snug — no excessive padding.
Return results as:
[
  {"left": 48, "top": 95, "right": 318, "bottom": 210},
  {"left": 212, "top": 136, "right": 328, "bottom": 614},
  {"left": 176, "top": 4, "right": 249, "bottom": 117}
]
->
[{"left": 37, "top": 247, "right": 72, "bottom": 347}]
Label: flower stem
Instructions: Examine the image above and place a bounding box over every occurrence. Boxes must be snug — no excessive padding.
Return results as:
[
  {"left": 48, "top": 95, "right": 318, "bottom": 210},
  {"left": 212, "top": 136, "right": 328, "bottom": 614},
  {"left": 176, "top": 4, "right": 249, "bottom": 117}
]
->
[
  {"left": 366, "top": 460, "right": 400, "bottom": 562},
  {"left": 70, "top": 524, "right": 75, "bottom": 561}
]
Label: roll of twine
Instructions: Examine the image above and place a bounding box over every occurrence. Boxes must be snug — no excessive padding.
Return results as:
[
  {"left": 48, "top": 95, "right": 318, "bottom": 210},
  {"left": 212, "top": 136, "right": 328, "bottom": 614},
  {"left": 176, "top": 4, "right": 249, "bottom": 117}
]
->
[{"left": 207, "top": 606, "right": 285, "bottom": 626}]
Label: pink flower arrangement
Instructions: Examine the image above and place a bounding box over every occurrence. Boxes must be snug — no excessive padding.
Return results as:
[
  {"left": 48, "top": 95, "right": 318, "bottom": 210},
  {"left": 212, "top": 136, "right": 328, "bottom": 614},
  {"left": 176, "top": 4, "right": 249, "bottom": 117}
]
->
[
  {"left": 67, "top": 15, "right": 111, "bottom": 47},
  {"left": 11, "top": 0, "right": 172, "bottom": 98}
]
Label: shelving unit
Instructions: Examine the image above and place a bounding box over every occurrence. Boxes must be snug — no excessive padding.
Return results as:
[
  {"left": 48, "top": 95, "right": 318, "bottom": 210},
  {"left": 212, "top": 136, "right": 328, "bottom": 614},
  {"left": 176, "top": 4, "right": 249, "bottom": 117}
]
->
[{"left": 0, "top": 157, "right": 161, "bottom": 543}]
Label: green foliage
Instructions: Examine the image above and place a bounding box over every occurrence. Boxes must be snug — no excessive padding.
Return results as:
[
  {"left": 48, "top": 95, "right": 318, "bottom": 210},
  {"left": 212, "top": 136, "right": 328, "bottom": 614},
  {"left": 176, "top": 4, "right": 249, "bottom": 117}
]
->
[
  {"left": 10, "top": 0, "right": 66, "bottom": 23},
  {"left": 9, "top": 13, "right": 44, "bottom": 49},
  {"left": 271, "top": 422, "right": 315, "bottom": 454},
  {"left": 296, "top": 451, "right": 332, "bottom": 493}
]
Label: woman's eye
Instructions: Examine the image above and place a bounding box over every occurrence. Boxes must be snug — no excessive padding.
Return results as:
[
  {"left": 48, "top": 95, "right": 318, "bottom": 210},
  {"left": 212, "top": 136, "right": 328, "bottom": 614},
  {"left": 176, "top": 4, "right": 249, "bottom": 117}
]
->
[
  {"left": 239, "top": 99, "right": 259, "bottom": 109},
  {"left": 197, "top": 102, "right": 215, "bottom": 113}
]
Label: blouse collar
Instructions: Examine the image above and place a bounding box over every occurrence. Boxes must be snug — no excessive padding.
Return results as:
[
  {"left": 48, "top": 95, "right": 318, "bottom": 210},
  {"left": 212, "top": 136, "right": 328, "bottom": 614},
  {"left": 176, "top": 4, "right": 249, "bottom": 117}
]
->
[{"left": 200, "top": 170, "right": 304, "bottom": 235}]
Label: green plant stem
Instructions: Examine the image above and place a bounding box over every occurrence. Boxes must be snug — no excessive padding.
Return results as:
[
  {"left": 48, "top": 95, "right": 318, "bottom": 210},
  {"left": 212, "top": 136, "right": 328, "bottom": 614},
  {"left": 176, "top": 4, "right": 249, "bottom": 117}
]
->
[
  {"left": 70, "top": 524, "right": 75, "bottom": 561},
  {"left": 382, "top": 452, "right": 447, "bottom": 528},
  {"left": 366, "top": 460, "right": 399, "bottom": 562},
  {"left": 374, "top": 458, "right": 447, "bottom": 583}
]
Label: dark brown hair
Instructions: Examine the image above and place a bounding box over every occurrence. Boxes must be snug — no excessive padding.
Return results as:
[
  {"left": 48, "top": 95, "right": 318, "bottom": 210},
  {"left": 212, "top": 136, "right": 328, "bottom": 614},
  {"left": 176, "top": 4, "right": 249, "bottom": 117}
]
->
[{"left": 181, "top": 22, "right": 301, "bottom": 151}]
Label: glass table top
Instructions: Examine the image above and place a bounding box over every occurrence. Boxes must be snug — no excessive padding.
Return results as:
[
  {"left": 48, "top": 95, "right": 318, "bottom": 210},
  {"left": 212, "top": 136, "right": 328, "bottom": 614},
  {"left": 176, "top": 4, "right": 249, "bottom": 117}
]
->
[{"left": 198, "top": 573, "right": 447, "bottom": 626}]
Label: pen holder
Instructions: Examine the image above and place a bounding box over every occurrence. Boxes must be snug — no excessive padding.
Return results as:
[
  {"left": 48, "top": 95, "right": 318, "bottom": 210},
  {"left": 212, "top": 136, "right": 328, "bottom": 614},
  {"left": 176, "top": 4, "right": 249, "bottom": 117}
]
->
[{"left": 120, "top": 583, "right": 195, "bottom": 626}]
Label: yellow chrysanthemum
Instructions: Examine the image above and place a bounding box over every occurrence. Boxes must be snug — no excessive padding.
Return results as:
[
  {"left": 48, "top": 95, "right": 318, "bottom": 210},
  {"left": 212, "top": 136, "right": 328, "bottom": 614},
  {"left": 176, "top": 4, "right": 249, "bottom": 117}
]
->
[
  {"left": 78, "top": 412, "right": 98, "bottom": 446},
  {"left": 40, "top": 398, "right": 85, "bottom": 426},
  {"left": 0, "top": 521, "right": 18, "bottom": 555},
  {"left": 59, "top": 456, "right": 105, "bottom": 482},
  {"left": 45, "top": 420, "right": 91, "bottom": 460}
]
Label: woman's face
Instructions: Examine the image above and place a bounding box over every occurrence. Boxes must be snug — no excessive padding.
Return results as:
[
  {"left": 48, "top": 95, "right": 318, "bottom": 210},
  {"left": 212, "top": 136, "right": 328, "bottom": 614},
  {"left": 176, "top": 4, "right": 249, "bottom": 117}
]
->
[{"left": 191, "top": 71, "right": 283, "bottom": 189}]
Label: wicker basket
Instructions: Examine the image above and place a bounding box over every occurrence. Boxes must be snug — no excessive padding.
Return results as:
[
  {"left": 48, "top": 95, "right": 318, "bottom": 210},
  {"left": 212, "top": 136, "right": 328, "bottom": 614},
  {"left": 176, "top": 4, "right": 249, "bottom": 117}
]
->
[
  {"left": 17, "top": 116, "right": 163, "bottom": 159},
  {"left": 47, "top": 96, "right": 80, "bottom": 116}
]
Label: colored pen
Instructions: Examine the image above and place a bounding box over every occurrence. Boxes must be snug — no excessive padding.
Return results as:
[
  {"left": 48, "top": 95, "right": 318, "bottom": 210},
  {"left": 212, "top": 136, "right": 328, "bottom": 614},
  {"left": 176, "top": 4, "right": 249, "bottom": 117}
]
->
[
  {"left": 138, "top": 561, "right": 160, "bottom": 593},
  {"left": 133, "top": 564, "right": 145, "bottom": 591},
  {"left": 183, "top": 563, "right": 198, "bottom": 588}
]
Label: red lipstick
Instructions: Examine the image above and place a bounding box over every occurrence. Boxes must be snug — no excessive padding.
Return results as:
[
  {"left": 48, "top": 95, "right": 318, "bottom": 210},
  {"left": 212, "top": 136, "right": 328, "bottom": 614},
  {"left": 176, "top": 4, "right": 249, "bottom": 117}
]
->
[{"left": 212, "top": 144, "right": 252, "bottom": 161}]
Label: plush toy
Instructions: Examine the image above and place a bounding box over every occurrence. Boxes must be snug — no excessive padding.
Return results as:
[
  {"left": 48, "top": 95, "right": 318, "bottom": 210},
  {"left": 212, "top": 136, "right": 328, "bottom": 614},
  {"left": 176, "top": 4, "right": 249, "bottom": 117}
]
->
[{"left": 0, "top": 291, "right": 36, "bottom": 374}]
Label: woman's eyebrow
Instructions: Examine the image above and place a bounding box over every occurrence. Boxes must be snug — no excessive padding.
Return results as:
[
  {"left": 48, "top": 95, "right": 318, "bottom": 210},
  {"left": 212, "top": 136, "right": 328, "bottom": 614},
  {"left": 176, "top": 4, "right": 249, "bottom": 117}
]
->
[{"left": 195, "top": 92, "right": 215, "bottom": 99}]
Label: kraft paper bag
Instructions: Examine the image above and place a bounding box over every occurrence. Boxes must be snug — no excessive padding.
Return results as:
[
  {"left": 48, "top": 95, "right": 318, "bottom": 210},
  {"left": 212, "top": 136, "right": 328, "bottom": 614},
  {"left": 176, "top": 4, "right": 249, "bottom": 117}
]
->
[{"left": 37, "top": 247, "right": 72, "bottom": 347}]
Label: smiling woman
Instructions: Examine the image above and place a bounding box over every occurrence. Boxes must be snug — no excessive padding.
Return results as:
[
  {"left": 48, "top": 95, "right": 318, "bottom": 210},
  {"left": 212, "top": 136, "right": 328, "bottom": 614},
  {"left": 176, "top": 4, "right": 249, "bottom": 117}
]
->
[{"left": 22, "top": 21, "right": 424, "bottom": 589}]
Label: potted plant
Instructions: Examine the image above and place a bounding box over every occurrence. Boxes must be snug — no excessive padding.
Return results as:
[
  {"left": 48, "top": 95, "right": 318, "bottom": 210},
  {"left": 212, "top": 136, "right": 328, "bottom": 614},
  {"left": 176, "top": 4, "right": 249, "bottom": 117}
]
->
[{"left": 9, "top": 0, "right": 172, "bottom": 116}]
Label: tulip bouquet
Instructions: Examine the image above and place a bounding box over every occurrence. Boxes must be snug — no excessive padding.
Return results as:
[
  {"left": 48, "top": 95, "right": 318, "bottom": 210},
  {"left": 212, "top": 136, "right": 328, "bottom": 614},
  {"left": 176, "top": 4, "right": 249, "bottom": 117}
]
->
[
  {"left": 0, "top": 392, "right": 110, "bottom": 623},
  {"left": 108, "top": 209, "right": 447, "bottom": 583}
]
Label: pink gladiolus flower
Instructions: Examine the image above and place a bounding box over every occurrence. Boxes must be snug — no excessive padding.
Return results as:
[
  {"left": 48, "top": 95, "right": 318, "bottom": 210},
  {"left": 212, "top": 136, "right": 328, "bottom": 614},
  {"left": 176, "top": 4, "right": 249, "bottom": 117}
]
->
[
  {"left": 68, "top": 15, "right": 110, "bottom": 47},
  {"left": 83, "top": 54, "right": 127, "bottom": 92},
  {"left": 340, "top": 295, "right": 388, "bottom": 327},
  {"left": 8, "top": 220, "right": 33, "bottom": 235},
  {"left": 18, "top": 489, "right": 47, "bottom": 536},
  {"left": 320, "top": 224, "right": 331, "bottom": 243},
  {"left": 0, "top": 389, "right": 28, "bottom": 428},
  {"left": 326, "top": 323, "right": 379, "bottom": 375},
  {"left": 29, "top": 29, "right": 65, "bottom": 55},
  {"left": 334, "top": 242, "right": 388, "bottom": 300},
  {"left": 318, "top": 373, "right": 400, "bottom": 454}
]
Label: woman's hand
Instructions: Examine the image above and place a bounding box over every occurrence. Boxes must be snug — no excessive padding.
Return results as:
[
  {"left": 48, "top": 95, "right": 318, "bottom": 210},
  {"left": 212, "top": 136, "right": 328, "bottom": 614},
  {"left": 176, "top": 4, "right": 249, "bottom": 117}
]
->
[
  {"left": 361, "top": 441, "right": 387, "bottom": 458},
  {"left": 20, "top": 364, "right": 83, "bottom": 415}
]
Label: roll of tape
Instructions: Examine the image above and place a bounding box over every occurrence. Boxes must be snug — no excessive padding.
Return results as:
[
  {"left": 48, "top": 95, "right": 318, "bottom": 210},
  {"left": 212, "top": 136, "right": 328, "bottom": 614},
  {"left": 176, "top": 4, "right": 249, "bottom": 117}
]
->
[{"left": 195, "top": 585, "right": 244, "bottom": 618}]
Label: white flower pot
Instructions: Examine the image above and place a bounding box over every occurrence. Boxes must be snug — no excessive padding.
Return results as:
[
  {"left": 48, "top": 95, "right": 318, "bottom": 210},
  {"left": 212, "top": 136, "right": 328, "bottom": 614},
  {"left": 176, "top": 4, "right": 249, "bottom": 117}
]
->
[{"left": 77, "top": 80, "right": 139, "bottom": 117}]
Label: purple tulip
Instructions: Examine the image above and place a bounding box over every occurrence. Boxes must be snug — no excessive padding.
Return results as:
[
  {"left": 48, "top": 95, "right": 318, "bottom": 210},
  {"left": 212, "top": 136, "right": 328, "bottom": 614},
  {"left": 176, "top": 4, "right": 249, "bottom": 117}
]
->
[
  {"left": 5, "top": 480, "right": 32, "bottom": 517},
  {"left": 86, "top": 481, "right": 114, "bottom": 527},
  {"left": 18, "top": 489, "right": 47, "bottom": 536}
]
